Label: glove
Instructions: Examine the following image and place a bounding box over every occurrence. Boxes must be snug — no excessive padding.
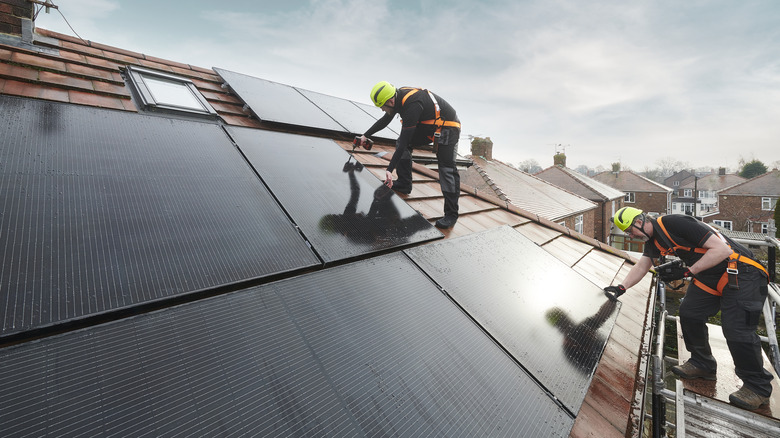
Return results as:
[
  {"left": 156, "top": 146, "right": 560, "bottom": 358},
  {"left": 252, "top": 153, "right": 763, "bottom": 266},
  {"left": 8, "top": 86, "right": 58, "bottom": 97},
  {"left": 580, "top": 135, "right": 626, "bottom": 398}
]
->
[
  {"left": 604, "top": 284, "right": 626, "bottom": 302},
  {"left": 657, "top": 262, "right": 691, "bottom": 282}
]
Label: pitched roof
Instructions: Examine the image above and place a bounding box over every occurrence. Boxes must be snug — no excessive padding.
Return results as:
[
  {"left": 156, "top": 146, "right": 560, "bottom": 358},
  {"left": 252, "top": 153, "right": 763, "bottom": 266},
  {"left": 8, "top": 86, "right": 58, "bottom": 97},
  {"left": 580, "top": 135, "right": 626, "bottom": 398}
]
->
[
  {"left": 593, "top": 170, "right": 673, "bottom": 193},
  {"left": 0, "top": 26, "right": 655, "bottom": 437},
  {"left": 679, "top": 173, "right": 745, "bottom": 192},
  {"left": 536, "top": 165, "right": 626, "bottom": 202},
  {"left": 462, "top": 156, "right": 597, "bottom": 222},
  {"left": 719, "top": 169, "right": 780, "bottom": 196}
]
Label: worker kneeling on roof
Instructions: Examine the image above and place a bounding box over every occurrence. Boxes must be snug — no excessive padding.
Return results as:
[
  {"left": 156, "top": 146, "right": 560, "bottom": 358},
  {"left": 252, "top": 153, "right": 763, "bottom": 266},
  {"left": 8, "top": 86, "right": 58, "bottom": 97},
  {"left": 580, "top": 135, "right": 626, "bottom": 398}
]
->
[
  {"left": 357, "top": 81, "right": 461, "bottom": 229},
  {"left": 603, "top": 206, "right": 773, "bottom": 411}
]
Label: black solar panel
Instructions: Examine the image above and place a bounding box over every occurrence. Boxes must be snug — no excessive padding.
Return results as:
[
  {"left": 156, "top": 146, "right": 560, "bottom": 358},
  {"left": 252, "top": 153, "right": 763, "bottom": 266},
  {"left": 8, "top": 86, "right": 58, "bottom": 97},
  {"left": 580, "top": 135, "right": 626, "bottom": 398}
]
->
[
  {"left": 0, "top": 96, "right": 320, "bottom": 338},
  {"left": 295, "top": 87, "right": 398, "bottom": 139},
  {"left": 214, "top": 68, "right": 346, "bottom": 132},
  {"left": 226, "top": 126, "right": 441, "bottom": 263},
  {"left": 405, "top": 226, "right": 620, "bottom": 414},
  {"left": 0, "top": 253, "right": 574, "bottom": 437}
]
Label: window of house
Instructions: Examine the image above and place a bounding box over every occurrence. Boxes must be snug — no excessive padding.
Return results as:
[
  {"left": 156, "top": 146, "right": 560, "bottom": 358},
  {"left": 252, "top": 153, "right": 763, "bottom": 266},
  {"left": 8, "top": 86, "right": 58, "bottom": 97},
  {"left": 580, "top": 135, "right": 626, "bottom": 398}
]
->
[
  {"left": 674, "top": 181, "right": 679, "bottom": 186},
  {"left": 625, "top": 192, "right": 635, "bottom": 203},
  {"left": 762, "top": 197, "right": 778, "bottom": 211},
  {"left": 575, "top": 215, "right": 583, "bottom": 234},
  {"left": 762, "top": 223, "right": 769, "bottom": 234},
  {"left": 126, "top": 66, "right": 217, "bottom": 116},
  {"left": 713, "top": 220, "right": 733, "bottom": 231},
  {"left": 683, "top": 189, "right": 693, "bottom": 197}
]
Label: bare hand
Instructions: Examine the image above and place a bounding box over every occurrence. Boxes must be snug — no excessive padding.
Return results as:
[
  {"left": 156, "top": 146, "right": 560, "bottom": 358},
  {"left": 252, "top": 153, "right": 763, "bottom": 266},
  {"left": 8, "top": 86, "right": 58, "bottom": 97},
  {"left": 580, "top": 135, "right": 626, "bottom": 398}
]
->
[{"left": 384, "top": 170, "right": 393, "bottom": 187}]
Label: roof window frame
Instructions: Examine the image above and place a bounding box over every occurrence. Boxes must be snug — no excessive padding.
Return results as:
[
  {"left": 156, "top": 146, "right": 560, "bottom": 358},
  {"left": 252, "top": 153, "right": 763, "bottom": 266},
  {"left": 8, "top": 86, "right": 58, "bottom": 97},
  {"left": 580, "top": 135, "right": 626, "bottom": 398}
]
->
[{"left": 125, "top": 65, "right": 217, "bottom": 117}]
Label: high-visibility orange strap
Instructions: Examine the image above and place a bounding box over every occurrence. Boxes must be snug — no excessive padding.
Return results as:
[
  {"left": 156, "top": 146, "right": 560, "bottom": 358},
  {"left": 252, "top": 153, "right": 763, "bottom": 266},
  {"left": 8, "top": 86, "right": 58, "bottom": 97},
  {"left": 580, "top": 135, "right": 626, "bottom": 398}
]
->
[
  {"left": 399, "top": 88, "right": 462, "bottom": 130},
  {"left": 656, "top": 217, "right": 770, "bottom": 297}
]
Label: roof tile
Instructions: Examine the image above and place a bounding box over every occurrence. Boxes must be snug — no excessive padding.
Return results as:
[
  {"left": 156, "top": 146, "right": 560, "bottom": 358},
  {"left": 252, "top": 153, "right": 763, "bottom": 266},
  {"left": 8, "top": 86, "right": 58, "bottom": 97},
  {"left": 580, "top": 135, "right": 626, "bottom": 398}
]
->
[
  {"left": 2, "top": 79, "right": 69, "bottom": 102},
  {"left": 10, "top": 51, "right": 67, "bottom": 72},
  {"left": 38, "top": 70, "right": 93, "bottom": 91},
  {"left": 0, "top": 61, "right": 39, "bottom": 81},
  {"left": 68, "top": 90, "right": 131, "bottom": 111}
]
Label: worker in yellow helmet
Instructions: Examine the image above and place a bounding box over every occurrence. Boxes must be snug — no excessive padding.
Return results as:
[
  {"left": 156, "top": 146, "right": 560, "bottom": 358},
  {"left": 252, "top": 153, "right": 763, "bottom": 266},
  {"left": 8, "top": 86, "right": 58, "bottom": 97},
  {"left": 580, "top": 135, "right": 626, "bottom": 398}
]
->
[
  {"left": 356, "top": 81, "right": 462, "bottom": 229},
  {"left": 604, "top": 206, "right": 772, "bottom": 410}
]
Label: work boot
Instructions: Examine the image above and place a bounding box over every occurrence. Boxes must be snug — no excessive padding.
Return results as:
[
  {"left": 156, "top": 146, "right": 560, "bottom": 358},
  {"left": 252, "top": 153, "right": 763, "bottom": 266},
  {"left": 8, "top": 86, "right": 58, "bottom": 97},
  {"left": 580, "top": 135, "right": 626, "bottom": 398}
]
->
[
  {"left": 671, "top": 360, "right": 716, "bottom": 380},
  {"left": 435, "top": 215, "right": 458, "bottom": 229},
  {"left": 729, "top": 386, "right": 770, "bottom": 410}
]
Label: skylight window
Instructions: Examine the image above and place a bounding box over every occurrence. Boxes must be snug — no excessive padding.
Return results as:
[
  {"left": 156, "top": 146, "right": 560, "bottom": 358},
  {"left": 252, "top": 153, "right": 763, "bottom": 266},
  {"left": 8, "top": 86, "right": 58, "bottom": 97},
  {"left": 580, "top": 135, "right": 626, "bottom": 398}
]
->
[{"left": 126, "top": 66, "right": 216, "bottom": 116}]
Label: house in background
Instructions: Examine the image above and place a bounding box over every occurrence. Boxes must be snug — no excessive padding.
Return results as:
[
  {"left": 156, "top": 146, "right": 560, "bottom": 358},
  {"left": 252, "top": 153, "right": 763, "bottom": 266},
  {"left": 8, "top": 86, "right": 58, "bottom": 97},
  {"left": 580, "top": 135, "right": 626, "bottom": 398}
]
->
[
  {"left": 706, "top": 170, "right": 780, "bottom": 234},
  {"left": 593, "top": 169, "right": 673, "bottom": 252},
  {"left": 460, "top": 151, "right": 598, "bottom": 238},
  {"left": 536, "top": 159, "right": 626, "bottom": 245},
  {"left": 665, "top": 168, "right": 745, "bottom": 217},
  {"left": 0, "top": 3, "right": 663, "bottom": 437},
  {"left": 663, "top": 169, "right": 695, "bottom": 194}
]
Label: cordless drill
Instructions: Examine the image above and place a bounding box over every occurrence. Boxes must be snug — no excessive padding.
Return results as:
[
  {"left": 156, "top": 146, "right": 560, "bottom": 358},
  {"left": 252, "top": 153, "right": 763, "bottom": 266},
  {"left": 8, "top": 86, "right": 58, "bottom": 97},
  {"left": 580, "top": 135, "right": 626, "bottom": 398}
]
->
[{"left": 353, "top": 136, "right": 373, "bottom": 151}]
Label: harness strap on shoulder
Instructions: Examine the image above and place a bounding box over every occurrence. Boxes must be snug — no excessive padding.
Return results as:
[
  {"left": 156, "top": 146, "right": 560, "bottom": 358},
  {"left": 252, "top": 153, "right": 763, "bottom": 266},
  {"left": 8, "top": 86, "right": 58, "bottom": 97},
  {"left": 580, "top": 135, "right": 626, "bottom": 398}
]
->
[{"left": 656, "top": 217, "right": 770, "bottom": 296}]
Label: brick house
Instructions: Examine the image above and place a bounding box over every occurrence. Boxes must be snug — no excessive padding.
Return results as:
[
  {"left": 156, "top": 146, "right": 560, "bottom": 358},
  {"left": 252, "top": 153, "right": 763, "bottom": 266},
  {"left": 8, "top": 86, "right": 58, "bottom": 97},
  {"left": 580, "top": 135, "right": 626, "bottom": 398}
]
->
[
  {"left": 593, "top": 170, "right": 672, "bottom": 251},
  {"left": 706, "top": 170, "right": 780, "bottom": 234},
  {"left": 536, "top": 164, "right": 625, "bottom": 244},
  {"left": 461, "top": 155, "right": 598, "bottom": 238},
  {"left": 666, "top": 169, "right": 745, "bottom": 216}
]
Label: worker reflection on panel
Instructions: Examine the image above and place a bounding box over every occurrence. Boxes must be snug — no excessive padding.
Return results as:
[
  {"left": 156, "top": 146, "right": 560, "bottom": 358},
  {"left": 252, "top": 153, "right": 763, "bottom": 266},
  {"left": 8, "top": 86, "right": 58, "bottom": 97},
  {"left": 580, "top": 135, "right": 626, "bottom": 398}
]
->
[
  {"left": 319, "top": 157, "right": 428, "bottom": 245},
  {"left": 545, "top": 299, "right": 618, "bottom": 374}
]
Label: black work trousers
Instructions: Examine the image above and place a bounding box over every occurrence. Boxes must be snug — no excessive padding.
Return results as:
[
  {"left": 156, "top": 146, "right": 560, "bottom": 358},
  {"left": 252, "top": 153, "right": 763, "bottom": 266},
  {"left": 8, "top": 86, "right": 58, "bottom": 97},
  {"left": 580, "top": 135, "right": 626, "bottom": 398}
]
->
[
  {"left": 395, "top": 128, "right": 460, "bottom": 218},
  {"left": 678, "top": 266, "right": 773, "bottom": 397}
]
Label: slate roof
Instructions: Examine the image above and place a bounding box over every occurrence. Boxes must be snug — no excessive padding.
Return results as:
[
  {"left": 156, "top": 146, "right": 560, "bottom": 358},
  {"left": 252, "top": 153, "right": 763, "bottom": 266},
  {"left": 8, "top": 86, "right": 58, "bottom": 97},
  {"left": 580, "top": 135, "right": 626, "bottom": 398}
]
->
[
  {"left": 0, "top": 25, "right": 655, "bottom": 437},
  {"left": 593, "top": 170, "right": 673, "bottom": 193},
  {"left": 461, "top": 156, "right": 597, "bottom": 222},
  {"left": 536, "top": 165, "right": 626, "bottom": 202},
  {"left": 719, "top": 169, "right": 780, "bottom": 196},
  {"left": 679, "top": 173, "right": 745, "bottom": 192}
]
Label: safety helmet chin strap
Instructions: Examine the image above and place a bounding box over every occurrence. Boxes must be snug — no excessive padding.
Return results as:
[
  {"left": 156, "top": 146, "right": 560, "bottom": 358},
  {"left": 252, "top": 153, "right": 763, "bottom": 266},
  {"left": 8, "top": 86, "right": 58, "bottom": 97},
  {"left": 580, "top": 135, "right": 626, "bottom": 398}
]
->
[{"left": 634, "top": 214, "right": 653, "bottom": 241}]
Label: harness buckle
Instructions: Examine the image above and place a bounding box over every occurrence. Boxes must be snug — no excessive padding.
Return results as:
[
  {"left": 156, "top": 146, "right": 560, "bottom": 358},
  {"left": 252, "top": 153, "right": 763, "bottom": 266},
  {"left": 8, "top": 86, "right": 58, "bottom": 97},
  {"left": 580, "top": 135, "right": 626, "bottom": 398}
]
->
[{"left": 727, "top": 259, "right": 739, "bottom": 289}]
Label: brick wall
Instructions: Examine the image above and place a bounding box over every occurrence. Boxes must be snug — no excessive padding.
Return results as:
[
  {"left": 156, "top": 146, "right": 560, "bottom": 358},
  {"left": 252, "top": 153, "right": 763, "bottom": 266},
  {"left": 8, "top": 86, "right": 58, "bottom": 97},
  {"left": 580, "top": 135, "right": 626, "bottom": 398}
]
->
[
  {"left": 0, "top": 0, "right": 33, "bottom": 36},
  {"left": 561, "top": 209, "right": 596, "bottom": 239},
  {"left": 595, "top": 198, "right": 624, "bottom": 244},
  {"left": 629, "top": 191, "right": 668, "bottom": 216},
  {"left": 707, "top": 194, "right": 765, "bottom": 232}
]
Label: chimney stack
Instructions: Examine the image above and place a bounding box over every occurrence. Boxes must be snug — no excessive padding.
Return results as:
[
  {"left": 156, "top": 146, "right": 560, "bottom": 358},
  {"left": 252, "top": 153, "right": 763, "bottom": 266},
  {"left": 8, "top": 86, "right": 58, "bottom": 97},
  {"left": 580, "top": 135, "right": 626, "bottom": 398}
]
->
[
  {"left": 470, "top": 137, "right": 493, "bottom": 161},
  {"left": 718, "top": 167, "right": 726, "bottom": 176},
  {"left": 0, "top": 0, "right": 34, "bottom": 42},
  {"left": 553, "top": 152, "right": 566, "bottom": 167}
]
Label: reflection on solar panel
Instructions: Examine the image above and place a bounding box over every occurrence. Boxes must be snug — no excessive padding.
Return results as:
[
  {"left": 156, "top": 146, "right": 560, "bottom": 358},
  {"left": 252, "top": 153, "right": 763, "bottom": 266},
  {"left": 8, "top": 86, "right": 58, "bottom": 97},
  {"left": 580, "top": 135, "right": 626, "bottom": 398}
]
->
[
  {"left": 226, "top": 126, "right": 441, "bottom": 263},
  {"left": 296, "top": 88, "right": 398, "bottom": 139},
  {"left": 0, "top": 254, "right": 574, "bottom": 437},
  {"left": 405, "top": 226, "right": 620, "bottom": 414},
  {"left": 0, "top": 96, "right": 320, "bottom": 338},
  {"left": 215, "top": 68, "right": 398, "bottom": 140}
]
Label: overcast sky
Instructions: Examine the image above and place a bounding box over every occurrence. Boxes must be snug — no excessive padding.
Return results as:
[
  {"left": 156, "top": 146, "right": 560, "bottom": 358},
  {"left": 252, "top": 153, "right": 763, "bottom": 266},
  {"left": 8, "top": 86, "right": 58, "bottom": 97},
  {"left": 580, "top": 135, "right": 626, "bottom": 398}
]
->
[{"left": 35, "top": 0, "right": 779, "bottom": 173}]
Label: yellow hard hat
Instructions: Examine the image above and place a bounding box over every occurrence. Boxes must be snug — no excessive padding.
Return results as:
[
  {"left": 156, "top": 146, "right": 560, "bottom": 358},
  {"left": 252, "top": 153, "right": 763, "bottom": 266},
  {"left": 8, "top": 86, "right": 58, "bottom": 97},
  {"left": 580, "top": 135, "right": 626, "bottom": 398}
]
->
[
  {"left": 613, "top": 206, "right": 644, "bottom": 231},
  {"left": 370, "top": 81, "right": 395, "bottom": 107}
]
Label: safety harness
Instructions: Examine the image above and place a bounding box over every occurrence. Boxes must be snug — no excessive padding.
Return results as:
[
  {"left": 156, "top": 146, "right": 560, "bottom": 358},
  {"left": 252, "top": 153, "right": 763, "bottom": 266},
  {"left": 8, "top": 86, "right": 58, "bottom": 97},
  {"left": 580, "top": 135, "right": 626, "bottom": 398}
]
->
[
  {"left": 653, "top": 217, "right": 769, "bottom": 296},
  {"left": 400, "top": 88, "right": 461, "bottom": 145}
]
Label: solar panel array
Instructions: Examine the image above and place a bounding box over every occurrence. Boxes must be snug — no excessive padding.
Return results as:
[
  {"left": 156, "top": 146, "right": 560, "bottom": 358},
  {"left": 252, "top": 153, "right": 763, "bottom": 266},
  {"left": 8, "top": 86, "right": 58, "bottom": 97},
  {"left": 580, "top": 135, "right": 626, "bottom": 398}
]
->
[
  {"left": 215, "top": 67, "right": 398, "bottom": 139},
  {"left": 0, "top": 253, "right": 574, "bottom": 437},
  {"left": 0, "top": 96, "right": 320, "bottom": 337},
  {"left": 0, "top": 94, "right": 619, "bottom": 436},
  {"left": 0, "top": 96, "right": 436, "bottom": 339}
]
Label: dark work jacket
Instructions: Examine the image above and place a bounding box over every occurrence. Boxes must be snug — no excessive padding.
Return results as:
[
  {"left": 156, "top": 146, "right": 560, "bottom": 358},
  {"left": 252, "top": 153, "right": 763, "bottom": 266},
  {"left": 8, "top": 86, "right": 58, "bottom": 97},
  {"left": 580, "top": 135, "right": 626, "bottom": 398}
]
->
[
  {"left": 363, "top": 87, "right": 459, "bottom": 173},
  {"left": 642, "top": 214, "right": 755, "bottom": 287}
]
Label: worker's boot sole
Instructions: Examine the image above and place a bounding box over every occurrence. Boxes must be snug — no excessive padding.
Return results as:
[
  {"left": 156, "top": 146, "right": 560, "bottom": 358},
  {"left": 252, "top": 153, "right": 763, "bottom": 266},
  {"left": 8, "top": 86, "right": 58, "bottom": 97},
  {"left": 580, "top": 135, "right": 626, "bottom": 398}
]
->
[{"left": 671, "top": 361, "right": 716, "bottom": 381}]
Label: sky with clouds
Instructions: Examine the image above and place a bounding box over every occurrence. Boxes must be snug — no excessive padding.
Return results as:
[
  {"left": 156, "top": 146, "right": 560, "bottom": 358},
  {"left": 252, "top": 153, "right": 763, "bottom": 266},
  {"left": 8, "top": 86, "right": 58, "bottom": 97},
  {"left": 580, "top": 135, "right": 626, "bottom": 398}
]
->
[{"left": 35, "top": 0, "right": 780, "bottom": 173}]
